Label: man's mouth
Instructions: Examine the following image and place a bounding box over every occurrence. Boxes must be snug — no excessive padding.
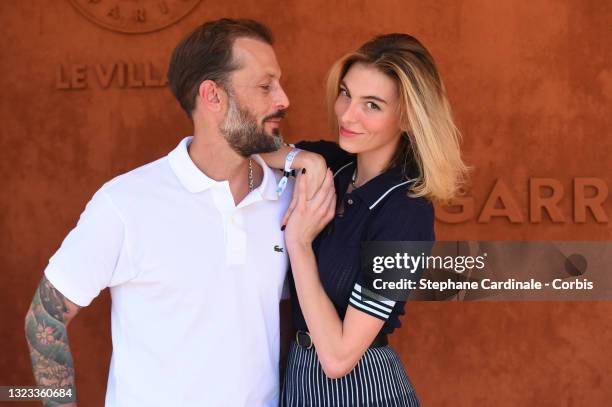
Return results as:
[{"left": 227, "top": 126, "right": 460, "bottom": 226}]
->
[
  {"left": 264, "top": 118, "right": 282, "bottom": 125},
  {"left": 263, "top": 110, "right": 287, "bottom": 124}
]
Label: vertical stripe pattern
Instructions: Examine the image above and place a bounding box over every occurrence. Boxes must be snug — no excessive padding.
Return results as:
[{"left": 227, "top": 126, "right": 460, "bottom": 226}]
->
[{"left": 281, "top": 342, "right": 420, "bottom": 407}]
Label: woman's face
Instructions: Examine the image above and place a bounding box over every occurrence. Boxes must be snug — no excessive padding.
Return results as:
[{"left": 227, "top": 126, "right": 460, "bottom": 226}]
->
[{"left": 334, "top": 63, "right": 402, "bottom": 158}]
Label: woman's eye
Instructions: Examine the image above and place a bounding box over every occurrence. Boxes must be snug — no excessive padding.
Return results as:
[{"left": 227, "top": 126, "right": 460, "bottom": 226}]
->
[
  {"left": 366, "top": 102, "right": 380, "bottom": 110},
  {"left": 339, "top": 88, "right": 349, "bottom": 97}
]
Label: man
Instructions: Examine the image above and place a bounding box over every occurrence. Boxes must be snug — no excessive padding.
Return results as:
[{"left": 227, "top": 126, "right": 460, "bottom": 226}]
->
[{"left": 25, "top": 18, "right": 319, "bottom": 406}]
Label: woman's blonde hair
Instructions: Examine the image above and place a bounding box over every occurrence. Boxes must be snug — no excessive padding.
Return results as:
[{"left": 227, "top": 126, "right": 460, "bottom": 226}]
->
[{"left": 327, "top": 33, "right": 468, "bottom": 203}]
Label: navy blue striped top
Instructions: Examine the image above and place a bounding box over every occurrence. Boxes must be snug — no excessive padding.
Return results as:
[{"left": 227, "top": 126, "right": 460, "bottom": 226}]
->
[{"left": 289, "top": 140, "right": 435, "bottom": 335}]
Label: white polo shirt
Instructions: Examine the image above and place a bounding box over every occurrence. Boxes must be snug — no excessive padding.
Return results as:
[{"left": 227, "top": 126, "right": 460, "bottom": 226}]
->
[{"left": 45, "top": 137, "right": 292, "bottom": 407}]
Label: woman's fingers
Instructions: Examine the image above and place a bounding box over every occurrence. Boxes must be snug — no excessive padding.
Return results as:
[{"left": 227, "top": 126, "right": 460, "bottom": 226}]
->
[
  {"left": 304, "top": 156, "right": 328, "bottom": 200},
  {"left": 323, "top": 180, "right": 336, "bottom": 212},
  {"left": 309, "top": 168, "right": 334, "bottom": 209},
  {"left": 296, "top": 169, "right": 308, "bottom": 208},
  {"left": 323, "top": 193, "right": 336, "bottom": 224},
  {"left": 281, "top": 187, "right": 298, "bottom": 229},
  {"left": 323, "top": 188, "right": 336, "bottom": 215},
  {"left": 282, "top": 168, "right": 335, "bottom": 230},
  {"left": 282, "top": 170, "right": 305, "bottom": 230}
]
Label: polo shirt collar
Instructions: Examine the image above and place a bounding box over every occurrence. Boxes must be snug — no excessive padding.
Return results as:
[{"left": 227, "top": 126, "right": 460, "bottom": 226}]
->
[
  {"left": 168, "top": 137, "right": 215, "bottom": 193},
  {"left": 252, "top": 153, "right": 280, "bottom": 201},
  {"left": 168, "top": 136, "right": 279, "bottom": 200},
  {"left": 336, "top": 159, "right": 417, "bottom": 210}
]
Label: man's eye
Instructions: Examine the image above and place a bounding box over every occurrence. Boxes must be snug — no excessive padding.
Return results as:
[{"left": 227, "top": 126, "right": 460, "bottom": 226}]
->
[
  {"left": 366, "top": 102, "right": 380, "bottom": 110},
  {"left": 260, "top": 84, "right": 271, "bottom": 92}
]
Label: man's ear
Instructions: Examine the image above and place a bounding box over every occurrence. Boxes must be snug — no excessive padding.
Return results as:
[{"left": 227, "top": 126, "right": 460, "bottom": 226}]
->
[{"left": 197, "top": 80, "right": 225, "bottom": 113}]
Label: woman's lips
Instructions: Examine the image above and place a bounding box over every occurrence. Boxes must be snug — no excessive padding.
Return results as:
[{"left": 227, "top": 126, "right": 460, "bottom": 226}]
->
[{"left": 339, "top": 126, "right": 361, "bottom": 138}]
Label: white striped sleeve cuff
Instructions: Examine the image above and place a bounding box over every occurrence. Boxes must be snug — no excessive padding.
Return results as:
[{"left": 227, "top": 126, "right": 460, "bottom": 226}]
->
[{"left": 348, "top": 283, "right": 396, "bottom": 321}]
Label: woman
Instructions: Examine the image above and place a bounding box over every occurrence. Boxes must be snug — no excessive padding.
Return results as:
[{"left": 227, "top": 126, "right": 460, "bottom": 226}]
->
[{"left": 266, "top": 33, "right": 467, "bottom": 406}]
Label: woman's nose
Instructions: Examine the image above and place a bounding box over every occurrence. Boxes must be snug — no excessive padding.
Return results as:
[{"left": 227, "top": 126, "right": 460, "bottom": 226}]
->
[{"left": 339, "top": 101, "right": 358, "bottom": 124}]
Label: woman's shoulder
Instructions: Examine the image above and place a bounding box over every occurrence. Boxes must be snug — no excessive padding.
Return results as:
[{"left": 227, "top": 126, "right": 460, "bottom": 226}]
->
[
  {"left": 385, "top": 191, "right": 433, "bottom": 215},
  {"left": 367, "top": 189, "right": 435, "bottom": 241}
]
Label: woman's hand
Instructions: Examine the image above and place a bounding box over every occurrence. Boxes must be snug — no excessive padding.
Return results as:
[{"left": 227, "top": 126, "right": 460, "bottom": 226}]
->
[
  {"left": 284, "top": 168, "right": 336, "bottom": 251},
  {"left": 280, "top": 152, "right": 327, "bottom": 229},
  {"left": 293, "top": 151, "right": 328, "bottom": 200}
]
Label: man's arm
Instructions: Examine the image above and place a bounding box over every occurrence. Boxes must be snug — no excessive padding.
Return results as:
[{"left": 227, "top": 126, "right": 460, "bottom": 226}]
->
[
  {"left": 25, "top": 276, "right": 81, "bottom": 406},
  {"left": 259, "top": 144, "right": 328, "bottom": 199}
]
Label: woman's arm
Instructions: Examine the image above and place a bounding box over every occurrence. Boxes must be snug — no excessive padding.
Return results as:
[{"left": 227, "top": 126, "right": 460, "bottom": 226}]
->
[
  {"left": 288, "top": 244, "right": 385, "bottom": 379},
  {"left": 284, "top": 172, "right": 386, "bottom": 379}
]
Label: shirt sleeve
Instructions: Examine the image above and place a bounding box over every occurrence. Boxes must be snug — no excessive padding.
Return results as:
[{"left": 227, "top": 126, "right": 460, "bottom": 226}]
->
[
  {"left": 295, "top": 140, "right": 353, "bottom": 173},
  {"left": 348, "top": 196, "right": 435, "bottom": 320},
  {"left": 348, "top": 282, "right": 397, "bottom": 320},
  {"left": 44, "top": 187, "right": 133, "bottom": 307}
]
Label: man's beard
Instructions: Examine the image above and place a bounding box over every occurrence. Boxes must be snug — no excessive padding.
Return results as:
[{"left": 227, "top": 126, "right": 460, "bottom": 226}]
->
[{"left": 220, "top": 94, "right": 284, "bottom": 157}]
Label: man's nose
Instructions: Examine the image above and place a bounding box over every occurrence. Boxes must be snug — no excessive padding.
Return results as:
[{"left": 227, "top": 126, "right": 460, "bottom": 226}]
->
[{"left": 275, "top": 85, "right": 290, "bottom": 111}]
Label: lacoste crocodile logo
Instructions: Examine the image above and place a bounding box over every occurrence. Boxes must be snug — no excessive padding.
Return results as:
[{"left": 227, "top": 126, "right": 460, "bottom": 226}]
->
[{"left": 274, "top": 245, "right": 284, "bottom": 253}]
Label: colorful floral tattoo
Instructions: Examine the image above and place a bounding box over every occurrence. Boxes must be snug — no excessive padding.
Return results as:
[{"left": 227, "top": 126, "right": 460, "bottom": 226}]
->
[{"left": 25, "top": 276, "right": 79, "bottom": 406}]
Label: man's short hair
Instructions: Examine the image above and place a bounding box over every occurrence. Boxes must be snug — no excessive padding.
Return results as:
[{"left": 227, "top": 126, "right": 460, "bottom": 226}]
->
[{"left": 167, "top": 18, "right": 274, "bottom": 117}]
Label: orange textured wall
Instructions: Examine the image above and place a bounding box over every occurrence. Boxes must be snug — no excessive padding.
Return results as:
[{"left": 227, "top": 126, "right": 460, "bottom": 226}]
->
[{"left": 1, "top": 1, "right": 611, "bottom": 406}]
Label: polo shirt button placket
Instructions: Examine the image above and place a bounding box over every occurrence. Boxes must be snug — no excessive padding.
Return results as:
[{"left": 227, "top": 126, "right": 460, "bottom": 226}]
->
[{"left": 225, "top": 209, "right": 247, "bottom": 266}]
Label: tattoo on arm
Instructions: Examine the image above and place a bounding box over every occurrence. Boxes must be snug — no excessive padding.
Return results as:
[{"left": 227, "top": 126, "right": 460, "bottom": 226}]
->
[{"left": 25, "top": 276, "right": 80, "bottom": 406}]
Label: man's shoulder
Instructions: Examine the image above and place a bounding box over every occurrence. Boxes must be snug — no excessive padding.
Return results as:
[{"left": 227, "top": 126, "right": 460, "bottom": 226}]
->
[{"left": 101, "top": 155, "right": 173, "bottom": 198}]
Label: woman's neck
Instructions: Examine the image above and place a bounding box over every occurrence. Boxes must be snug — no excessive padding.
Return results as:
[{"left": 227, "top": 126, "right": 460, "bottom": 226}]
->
[{"left": 354, "top": 143, "right": 397, "bottom": 188}]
